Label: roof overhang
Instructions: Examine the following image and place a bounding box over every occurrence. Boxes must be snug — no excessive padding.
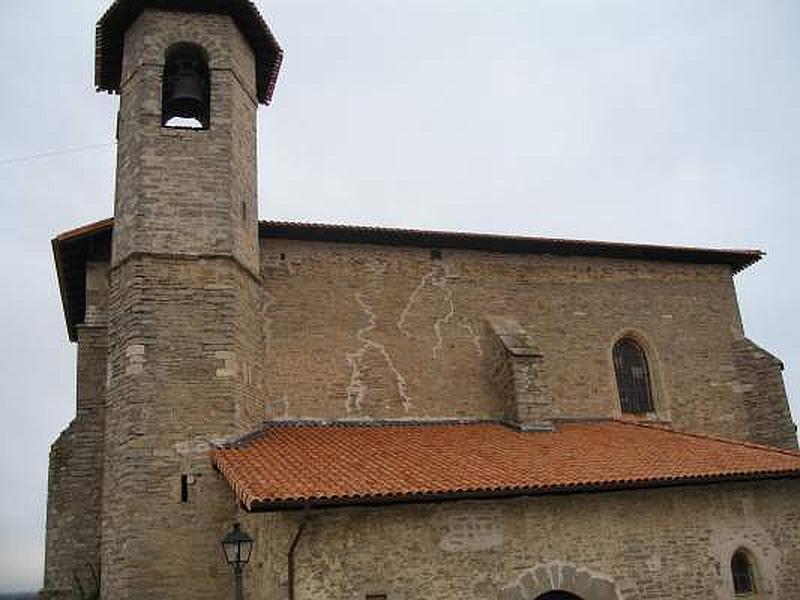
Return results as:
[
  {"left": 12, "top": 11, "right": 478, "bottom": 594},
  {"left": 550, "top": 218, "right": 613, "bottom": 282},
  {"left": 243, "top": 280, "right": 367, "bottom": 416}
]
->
[
  {"left": 241, "top": 471, "right": 800, "bottom": 513},
  {"left": 211, "top": 420, "right": 800, "bottom": 512},
  {"left": 259, "top": 221, "right": 763, "bottom": 273},
  {"left": 95, "top": 0, "right": 283, "bottom": 105},
  {"left": 52, "top": 219, "right": 113, "bottom": 342},
  {"left": 52, "top": 218, "right": 763, "bottom": 342}
]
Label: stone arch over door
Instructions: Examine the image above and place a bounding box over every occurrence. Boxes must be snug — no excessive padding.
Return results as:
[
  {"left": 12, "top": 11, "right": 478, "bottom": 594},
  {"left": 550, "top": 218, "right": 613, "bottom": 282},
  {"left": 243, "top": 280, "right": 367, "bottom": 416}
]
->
[{"left": 499, "top": 561, "right": 621, "bottom": 600}]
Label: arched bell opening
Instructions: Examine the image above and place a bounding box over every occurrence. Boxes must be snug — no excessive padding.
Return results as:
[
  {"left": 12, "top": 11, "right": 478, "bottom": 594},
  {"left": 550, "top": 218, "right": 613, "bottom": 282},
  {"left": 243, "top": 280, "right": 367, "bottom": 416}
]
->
[
  {"left": 535, "top": 593, "right": 584, "bottom": 600},
  {"left": 162, "top": 43, "right": 210, "bottom": 129}
]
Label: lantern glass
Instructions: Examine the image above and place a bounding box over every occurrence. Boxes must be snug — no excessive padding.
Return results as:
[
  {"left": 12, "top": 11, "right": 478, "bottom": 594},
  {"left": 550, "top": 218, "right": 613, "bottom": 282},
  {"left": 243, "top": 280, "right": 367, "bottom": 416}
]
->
[{"left": 221, "top": 523, "right": 254, "bottom": 567}]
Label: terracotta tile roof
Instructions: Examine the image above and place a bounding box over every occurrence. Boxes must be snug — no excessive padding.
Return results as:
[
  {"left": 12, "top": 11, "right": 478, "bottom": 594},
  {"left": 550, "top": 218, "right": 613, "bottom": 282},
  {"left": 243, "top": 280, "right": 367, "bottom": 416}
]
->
[{"left": 211, "top": 420, "right": 800, "bottom": 511}]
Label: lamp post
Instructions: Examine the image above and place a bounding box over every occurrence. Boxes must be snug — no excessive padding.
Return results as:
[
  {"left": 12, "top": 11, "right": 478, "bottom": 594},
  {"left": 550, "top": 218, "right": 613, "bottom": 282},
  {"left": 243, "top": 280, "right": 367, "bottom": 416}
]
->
[{"left": 222, "top": 523, "right": 254, "bottom": 600}]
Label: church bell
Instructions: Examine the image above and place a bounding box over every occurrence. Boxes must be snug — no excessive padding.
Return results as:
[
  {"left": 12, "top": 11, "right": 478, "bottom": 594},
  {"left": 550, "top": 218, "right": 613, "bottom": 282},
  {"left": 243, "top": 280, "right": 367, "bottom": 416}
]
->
[{"left": 162, "top": 51, "right": 210, "bottom": 127}]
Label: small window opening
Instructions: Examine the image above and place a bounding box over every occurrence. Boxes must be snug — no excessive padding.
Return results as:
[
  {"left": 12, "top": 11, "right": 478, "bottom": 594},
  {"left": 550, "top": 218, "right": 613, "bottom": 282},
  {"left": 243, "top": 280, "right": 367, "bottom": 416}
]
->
[
  {"left": 430, "top": 249, "right": 443, "bottom": 260},
  {"left": 366, "top": 595, "right": 387, "bottom": 600},
  {"left": 613, "top": 337, "right": 654, "bottom": 414},
  {"left": 280, "top": 253, "right": 286, "bottom": 261},
  {"left": 162, "top": 43, "right": 210, "bottom": 129},
  {"left": 180, "top": 474, "right": 189, "bottom": 503},
  {"left": 732, "top": 549, "right": 757, "bottom": 594}
]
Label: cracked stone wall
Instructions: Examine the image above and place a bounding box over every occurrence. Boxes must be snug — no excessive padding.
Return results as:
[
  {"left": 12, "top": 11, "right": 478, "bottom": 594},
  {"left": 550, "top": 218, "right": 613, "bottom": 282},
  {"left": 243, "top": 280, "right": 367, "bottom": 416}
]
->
[
  {"left": 244, "top": 479, "right": 800, "bottom": 600},
  {"left": 258, "top": 239, "right": 796, "bottom": 448}
]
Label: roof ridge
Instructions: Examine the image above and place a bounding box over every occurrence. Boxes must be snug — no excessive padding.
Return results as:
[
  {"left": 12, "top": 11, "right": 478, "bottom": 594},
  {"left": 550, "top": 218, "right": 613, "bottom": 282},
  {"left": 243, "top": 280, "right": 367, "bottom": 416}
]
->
[
  {"left": 620, "top": 420, "right": 800, "bottom": 459},
  {"left": 218, "top": 418, "right": 508, "bottom": 449},
  {"left": 261, "top": 418, "right": 503, "bottom": 428}
]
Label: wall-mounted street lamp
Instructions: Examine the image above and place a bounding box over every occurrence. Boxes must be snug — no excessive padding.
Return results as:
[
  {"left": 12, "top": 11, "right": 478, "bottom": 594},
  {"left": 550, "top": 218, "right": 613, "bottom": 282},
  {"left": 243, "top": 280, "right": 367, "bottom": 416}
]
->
[{"left": 222, "top": 523, "right": 254, "bottom": 600}]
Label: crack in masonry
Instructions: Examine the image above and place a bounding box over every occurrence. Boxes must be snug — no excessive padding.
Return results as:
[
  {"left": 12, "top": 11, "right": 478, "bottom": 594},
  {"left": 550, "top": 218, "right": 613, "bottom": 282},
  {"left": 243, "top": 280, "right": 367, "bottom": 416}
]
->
[
  {"left": 432, "top": 279, "right": 457, "bottom": 359},
  {"left": 397, "top": 266, "right": 482, "bottom": 358},
  {"left": 397, "top": 270, "right": 440, "bottom": 337},
  {"left": 258, "top": 289, "right": 278, "bottom": 416},
  {"left": 346, "top": 292, "right": 412, "bottom": 413},
  {"left": 459, "top": 321, "right": 484, "bottom": 356},
  {"left": 262, "top": 289, "right": 277, "bottom": 356},
  {"left": 266, "top": 394, "right": 290, "bottom": 419}
]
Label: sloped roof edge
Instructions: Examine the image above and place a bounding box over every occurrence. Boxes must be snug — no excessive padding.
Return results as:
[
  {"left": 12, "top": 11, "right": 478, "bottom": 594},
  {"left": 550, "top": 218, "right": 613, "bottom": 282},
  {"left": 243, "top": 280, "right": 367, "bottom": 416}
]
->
[
  {"left": 95, "top": 0, "right": 283, "bottom": 105},
  {"left": 259, "top": 220, "right": 762, "bottom": 272},
  {"left": 52, "top": 218, "right": 763, "bottom": 341},
  {"left": 211, "top": 420, "right": 800, "bottom": 512}
]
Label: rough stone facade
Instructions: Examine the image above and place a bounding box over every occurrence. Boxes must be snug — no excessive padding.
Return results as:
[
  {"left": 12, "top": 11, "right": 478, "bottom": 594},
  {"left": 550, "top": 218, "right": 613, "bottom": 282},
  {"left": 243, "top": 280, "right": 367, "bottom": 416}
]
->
[
  {"left": 244, "top": 479, "right": 800, "bottom": 600},
  {"left": 485, "top": 316, "right": 553, "bottom": 430},
  {"left": 258, "top": 238, "right": 796, "bottom": 450},
  {"left": 732, "top": 338, "right": 798, "bottom": 449},
  {"left": 41, "top": 4, "right": 799, "bottom": 600},
  {"left": 101, "top": 9, "right": 262, "bottom": 599},
  {"left": 42, "top": 325, "right": 106, "bottom": 598}
]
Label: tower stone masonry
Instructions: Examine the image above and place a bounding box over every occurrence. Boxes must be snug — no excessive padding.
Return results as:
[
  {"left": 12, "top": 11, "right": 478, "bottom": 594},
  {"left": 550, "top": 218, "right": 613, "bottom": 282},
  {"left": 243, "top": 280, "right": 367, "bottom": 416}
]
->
[
  {"left": 43, "top": 1, "right": 800, "bottom": 599},
  {"left": 102, "top": 7, "right": 268, "bottom": 599}
]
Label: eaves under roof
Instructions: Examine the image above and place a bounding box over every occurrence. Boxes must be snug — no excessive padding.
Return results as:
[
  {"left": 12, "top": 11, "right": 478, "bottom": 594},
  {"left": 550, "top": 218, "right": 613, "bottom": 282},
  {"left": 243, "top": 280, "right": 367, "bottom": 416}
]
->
[
  {"left": 95, "top": 0, "right": 283, "bottom": 105},
  {"left": 52, "top": 217, "right": 763, "bottom": 341},
  {"left": 212, "top": 420, "right": 800, "bottom": 511}
]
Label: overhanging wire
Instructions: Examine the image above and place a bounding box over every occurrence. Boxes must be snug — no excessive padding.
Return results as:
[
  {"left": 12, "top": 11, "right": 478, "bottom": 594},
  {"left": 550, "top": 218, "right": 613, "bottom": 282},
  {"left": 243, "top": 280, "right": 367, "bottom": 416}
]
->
[{"left": 0, "top": 142, "right": 116, "bottom": 167}]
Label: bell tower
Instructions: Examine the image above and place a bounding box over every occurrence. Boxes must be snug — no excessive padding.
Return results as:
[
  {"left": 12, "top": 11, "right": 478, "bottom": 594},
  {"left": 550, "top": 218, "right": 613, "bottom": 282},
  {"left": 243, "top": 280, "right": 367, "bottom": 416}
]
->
[{"left": 95, "top": 1, "right": 281, "bottom": 597}]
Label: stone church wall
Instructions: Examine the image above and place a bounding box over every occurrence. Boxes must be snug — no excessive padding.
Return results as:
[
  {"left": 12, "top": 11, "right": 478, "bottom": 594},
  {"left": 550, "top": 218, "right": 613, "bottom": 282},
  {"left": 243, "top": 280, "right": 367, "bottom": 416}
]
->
[
  {"left": 733, "top": 338, "right": 798, "bottom": 449},
  {"left": 42, "top": 328, "right": 107, "bottom": 598},
  {"left": 257, "top": 238, "right": 796, "bottom": 448},
  {"left": 245, "top": 478, "right": 800, "bottom": 600},
  {"left": 42, "top": 262, "right": 109, "bottom": 599}
]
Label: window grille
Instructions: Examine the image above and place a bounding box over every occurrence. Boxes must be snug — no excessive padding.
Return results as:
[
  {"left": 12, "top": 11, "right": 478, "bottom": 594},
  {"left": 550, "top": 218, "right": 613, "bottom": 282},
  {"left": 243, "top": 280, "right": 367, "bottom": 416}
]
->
[
  {"left": 731, "top": 550, "right": 757, "bottom": 594},
  {"left": 613, "top": 338, "right": 654, "bottom": 413}
]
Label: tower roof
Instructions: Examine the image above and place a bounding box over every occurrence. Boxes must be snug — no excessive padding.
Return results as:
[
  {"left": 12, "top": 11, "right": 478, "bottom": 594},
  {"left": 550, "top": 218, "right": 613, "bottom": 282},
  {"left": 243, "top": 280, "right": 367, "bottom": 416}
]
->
[{"left": 95, "top": 0, "right": 283, "bottom": 105}]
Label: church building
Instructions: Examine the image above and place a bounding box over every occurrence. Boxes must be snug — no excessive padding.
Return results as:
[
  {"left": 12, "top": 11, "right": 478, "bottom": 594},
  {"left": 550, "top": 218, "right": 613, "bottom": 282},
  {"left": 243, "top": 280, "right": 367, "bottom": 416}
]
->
[{"left": 42, "top": 1, "right": 800, "bottom": 598}]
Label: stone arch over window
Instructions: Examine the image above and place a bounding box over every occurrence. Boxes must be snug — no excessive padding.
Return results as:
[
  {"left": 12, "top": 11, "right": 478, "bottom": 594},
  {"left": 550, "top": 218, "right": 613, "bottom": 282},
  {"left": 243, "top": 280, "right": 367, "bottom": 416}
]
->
[
  {"left": 731, "top": 547, "right": 758, "bottom": 595},
  {"left": 613, "top": 336, "right": 654, "bottom": 414},
  {"left": 499, "top": 562, "right": 621, "bottom": 600},
  {"left": 162, "top": 42, "right": 211, "bottom": 129}
]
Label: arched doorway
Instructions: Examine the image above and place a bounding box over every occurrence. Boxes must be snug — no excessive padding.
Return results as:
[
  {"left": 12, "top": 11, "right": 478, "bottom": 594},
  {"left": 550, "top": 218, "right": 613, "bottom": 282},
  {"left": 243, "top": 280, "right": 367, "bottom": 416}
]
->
[{"left": 501, "top": 562, "right": 619, "bottom": 600}]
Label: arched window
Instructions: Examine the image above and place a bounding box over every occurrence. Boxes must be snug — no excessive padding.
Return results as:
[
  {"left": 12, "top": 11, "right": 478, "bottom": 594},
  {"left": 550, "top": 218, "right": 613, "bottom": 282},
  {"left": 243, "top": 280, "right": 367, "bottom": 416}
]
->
[
  {"left": 162, "top": 43, "right": 210, "bottom": 129},
  {"left": 536, "top": 593, "right": 583, "bottom": 600},
  {"left": 613, "top": 337, "right": 654, "bottom": 414},
  {"left": 731, "top": 549, "right": 757, "bottom": 594}
]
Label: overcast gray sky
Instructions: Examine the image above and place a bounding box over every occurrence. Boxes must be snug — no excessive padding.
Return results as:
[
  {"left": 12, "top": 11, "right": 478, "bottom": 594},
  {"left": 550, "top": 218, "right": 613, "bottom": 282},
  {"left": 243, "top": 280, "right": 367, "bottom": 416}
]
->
[{"left": 1, "top": 0, "right": 799, "bottom": 592}]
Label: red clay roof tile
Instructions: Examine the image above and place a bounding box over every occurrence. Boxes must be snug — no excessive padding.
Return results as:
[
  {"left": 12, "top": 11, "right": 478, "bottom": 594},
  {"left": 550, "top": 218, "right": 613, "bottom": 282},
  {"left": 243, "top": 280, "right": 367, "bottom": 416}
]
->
[{"left": 211, "top": 420, "right": 800, "bottom": 511}]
